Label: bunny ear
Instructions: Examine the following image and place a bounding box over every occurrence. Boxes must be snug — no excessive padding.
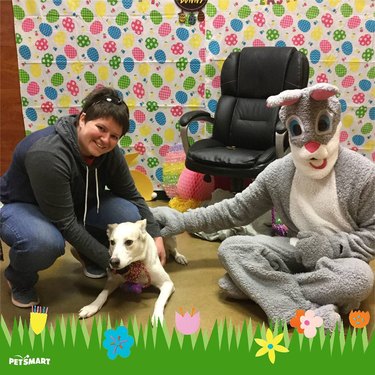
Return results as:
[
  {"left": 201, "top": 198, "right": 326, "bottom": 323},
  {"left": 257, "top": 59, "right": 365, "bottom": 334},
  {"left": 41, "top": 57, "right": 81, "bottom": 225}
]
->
[
  {"left": 309, "top": 83, "right": 340, "bottom": 101},
  {"left": 266, "top": 89, "right": 304, "bottom": 108}
]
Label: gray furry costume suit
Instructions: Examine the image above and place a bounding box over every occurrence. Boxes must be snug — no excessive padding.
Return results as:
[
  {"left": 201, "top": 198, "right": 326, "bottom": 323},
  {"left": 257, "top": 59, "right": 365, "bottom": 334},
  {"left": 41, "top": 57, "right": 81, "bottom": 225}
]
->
[{"left": 153, "top": 84, "right": 375, "bottom": 331}]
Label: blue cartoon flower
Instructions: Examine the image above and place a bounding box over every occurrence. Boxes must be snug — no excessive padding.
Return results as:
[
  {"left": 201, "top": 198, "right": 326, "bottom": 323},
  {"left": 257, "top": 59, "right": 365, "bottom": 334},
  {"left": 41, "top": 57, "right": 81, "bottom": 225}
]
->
[{"left": 103, "top": 326, "right": 134, "bottom": 360}]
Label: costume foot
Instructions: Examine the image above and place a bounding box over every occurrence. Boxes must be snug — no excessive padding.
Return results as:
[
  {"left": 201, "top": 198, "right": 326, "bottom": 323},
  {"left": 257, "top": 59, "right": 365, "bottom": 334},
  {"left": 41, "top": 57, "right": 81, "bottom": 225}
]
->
[
  {"left": 339, "top": 301, "right": 361, "bottom": 315},
  {"left": 218, "top": 273, "right": 248, "bottom": 300},
  {"left": 312, "top": 304, "right": 342, "bottom": 332}
]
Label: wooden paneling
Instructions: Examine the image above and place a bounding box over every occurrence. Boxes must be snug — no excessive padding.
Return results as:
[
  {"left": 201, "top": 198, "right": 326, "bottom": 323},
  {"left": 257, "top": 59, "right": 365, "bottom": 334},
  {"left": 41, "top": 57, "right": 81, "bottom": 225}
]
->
[{"left": 0, "top": 0, "right": 25, "bottom": 175}]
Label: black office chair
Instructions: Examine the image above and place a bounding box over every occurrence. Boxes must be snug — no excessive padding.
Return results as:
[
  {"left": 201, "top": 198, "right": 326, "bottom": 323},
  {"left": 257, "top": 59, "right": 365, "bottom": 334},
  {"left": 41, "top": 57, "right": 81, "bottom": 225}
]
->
[{"left": 179, "top": 47, "right": 309, "bottom": 190}]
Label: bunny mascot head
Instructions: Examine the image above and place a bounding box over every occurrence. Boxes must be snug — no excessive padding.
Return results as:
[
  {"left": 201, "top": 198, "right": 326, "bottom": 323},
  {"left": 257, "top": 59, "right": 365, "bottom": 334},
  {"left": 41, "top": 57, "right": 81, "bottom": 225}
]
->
[{"left": 267, "top": 83, "right": 342, "bottom": 179}]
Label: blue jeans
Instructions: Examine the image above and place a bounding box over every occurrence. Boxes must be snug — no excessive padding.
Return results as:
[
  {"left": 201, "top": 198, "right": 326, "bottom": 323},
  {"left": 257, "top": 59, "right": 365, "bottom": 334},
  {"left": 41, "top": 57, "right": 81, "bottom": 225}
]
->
[{"left": 0, "top": 192, "right": 141, "bottom": 289}]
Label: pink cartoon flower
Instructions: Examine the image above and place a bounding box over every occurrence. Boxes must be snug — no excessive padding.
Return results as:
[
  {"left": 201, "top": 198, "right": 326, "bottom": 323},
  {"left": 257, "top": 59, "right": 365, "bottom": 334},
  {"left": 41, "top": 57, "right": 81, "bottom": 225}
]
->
[
  {"left": 300, "top": 310, "right": 323, "bottom": 338},
  {"left": 175, "top": 308, "right": 200, "bottom": 335}
]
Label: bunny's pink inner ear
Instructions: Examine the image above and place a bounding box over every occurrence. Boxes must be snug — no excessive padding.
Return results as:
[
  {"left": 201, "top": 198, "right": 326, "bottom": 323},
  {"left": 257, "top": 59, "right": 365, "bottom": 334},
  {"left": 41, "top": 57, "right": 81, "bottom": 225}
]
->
[
  {"left": 266, "top": 91, "right": 302, "bottom": 107},
  {"left": 310, "top": 89, "right": 337, "bottom": 101},
  {"left": 266, "top": 97, "right": 301, "bottom": 108},
  {"left": 281, "top": 98, "right": 301, "bottom": 106}
]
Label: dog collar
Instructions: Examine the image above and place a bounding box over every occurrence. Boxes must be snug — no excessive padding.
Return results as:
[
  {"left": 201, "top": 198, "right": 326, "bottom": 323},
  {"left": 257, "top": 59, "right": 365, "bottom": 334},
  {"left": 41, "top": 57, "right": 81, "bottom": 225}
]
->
[{"left": 114, "top": 261, "right": 151, "bottom": 288}]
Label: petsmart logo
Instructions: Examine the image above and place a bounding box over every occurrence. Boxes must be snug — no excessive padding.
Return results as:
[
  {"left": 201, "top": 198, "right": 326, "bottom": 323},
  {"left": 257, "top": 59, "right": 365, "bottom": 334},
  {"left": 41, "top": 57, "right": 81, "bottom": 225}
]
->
[{"left": 9, "top": 354, "right": 51, "bottom": 366}]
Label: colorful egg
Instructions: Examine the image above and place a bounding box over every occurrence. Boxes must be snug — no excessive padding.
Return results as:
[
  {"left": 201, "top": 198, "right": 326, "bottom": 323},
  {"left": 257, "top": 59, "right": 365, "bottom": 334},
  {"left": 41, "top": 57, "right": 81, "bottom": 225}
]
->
[
  {"left": 123, "top": 57, "right": 134, "bottom": 72},
  {"left": 208, "top": 40, "right": 220, "bottom": 55},
  {"left": 64, "top": 45, "right": 77, "bottom": 59},
  {"left": 90, "top": 20, "right": 103, "bottom": 34},
  {"left": 176, "top": 28, "right": 189, "bottom": 41},
  {"left": 19, "top": 45, "right": 31, "bottom": 60},
  {"left": 342, "top": 75, "right": 355, "bottom": 88},
  {"left": 45, "top": 86, "right": 58, "bottom": 100},
  {"left": 56, "top": 54, "right": 67, "bottom": 70},
  {"left": 155, "top": 50, "right": 166, "bottom": 64},
  {"left": 158, "top": 23, "right": 171, "bottom": 37},
  {"left": 190, "top": 59, "right": 200, "bottom": 74},
  {"left": 108, "top": 26, "right": 121, "bottom": 39},
  {"left": 175, "top": 91, "right": 188, "bottom": 104},
  {"left": 87, "top": 47, "right": 99, "bottom": 62},
  {"left": 22, "top": 18, "right": 35, "bottom": 32},
  {"left": 155, "top": 112, "right": 166, "bottom": 126},
  {"left": 26, "top": 108, "right": 37, "bottom": 121},
  {"left": 39, "top": 23, "right": 53, "bottom": 37}
]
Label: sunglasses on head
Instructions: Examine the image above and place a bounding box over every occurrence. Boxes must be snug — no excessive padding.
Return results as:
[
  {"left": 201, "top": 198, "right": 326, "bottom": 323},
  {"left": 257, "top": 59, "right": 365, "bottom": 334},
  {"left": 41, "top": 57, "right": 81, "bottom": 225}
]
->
[{"left": 92, "top": 95, "right": 125, "bottom": 107}]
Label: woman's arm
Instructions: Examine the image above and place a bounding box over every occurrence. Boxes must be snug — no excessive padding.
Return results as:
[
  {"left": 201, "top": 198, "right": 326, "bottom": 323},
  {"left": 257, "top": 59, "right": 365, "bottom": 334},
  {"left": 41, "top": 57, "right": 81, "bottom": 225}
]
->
[{"left": 25, "top": 150, "right": 110, "bottom": 268}]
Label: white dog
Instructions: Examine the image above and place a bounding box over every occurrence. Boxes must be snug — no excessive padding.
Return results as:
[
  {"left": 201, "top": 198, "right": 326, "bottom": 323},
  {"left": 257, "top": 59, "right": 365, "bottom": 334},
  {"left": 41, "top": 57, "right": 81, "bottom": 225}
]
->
[{"left": 78, "top": 219, "right": 187, "bottom": 325}]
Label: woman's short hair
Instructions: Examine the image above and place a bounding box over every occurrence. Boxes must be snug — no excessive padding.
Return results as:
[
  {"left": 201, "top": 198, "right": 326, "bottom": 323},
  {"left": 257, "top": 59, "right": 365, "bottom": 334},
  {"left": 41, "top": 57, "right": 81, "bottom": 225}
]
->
[{"left": 81, "top": 87, "right": 130, "bottom": 136}]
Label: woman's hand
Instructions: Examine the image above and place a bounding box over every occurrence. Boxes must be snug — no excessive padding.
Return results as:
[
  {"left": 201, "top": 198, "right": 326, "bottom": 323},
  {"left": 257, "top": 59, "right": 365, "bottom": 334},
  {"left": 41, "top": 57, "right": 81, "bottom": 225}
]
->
[{"left": 154, "top": 236, "right": 166, "bottom": 266}]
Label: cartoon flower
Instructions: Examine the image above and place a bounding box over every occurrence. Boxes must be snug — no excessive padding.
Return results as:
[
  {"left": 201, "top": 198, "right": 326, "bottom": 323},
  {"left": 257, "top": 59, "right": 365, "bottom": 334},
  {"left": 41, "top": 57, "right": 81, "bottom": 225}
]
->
[
  {"left": 290, "top": 309, "right": 305, "bottom": 333},
  {"left": 255, "top": 328, "right": 289, "bottom": 364},
  {"left": 103, "top": 326, "right": 134, "bottom": 360},
  {"left": 349, "top": 310, "right": 370, "bottom": 329},
  {"left": 30, "top": 306, "right": 48, "bottom": 335},
  {"left": 300, "top": 310, "right": 323, "bottom": 338},
  {"left": 175, "top": 307, "right": 200, "bottom": 335}
]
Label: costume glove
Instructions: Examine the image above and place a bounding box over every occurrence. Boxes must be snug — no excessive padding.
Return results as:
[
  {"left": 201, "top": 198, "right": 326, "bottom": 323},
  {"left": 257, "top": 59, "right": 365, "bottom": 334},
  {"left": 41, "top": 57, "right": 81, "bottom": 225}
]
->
[
  {"left": 295, "top": 231, "right": 338, "bottom": 269},
  {"left": 151, "top": 206, "right": 186, "bottom": 237}
]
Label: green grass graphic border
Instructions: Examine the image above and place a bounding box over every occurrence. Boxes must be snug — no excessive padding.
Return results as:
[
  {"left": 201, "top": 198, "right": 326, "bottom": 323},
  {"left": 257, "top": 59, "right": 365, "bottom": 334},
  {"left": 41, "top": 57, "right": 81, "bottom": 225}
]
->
[{"left": 0, "top": 314, "right": 373, "bottom": 373}]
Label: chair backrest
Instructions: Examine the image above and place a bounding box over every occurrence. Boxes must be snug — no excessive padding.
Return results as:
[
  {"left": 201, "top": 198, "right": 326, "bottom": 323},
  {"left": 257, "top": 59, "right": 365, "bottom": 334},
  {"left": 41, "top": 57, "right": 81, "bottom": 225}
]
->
[{"left": 213, "top": 47, "right": 309, "bottom": 150}]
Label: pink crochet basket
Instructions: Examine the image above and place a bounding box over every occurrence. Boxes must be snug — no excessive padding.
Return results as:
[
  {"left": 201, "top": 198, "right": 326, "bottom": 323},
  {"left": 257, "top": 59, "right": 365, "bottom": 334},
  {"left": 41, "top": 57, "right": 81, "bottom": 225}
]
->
[{"left": 177, "top": 168, "right": 215, "bottom": 201}]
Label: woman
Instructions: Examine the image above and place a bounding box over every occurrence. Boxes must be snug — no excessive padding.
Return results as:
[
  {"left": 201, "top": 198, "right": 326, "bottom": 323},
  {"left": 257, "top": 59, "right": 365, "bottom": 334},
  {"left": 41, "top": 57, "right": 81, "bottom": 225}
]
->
[{"left": 0, "top": 86, "right": 165, "bottom": 307}]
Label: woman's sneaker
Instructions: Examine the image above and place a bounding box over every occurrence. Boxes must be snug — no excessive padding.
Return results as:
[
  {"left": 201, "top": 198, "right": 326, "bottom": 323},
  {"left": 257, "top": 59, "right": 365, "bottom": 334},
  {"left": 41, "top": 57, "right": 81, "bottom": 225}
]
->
[
  {"left": 70, "top": 247, "right": 107, "bottom": 279},
  {"left": 7, "top": 281, "right": 39, "bottom": 308}
]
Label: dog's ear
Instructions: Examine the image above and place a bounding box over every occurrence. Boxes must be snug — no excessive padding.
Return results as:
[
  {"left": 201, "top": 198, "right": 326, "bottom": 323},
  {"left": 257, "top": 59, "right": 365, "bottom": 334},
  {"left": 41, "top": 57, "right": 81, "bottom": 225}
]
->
[
  {"left": 136, "top": 219, "right": 147, "bottom": 234},
  {"left": 107, "top": 223, "right": 118, "bottom": 237}
]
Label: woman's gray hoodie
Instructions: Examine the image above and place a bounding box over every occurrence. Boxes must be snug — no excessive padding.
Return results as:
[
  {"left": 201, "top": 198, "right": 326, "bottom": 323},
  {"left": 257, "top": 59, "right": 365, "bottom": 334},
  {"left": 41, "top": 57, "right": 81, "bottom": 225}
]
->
[{"left": 0, "top": 116, "right": 160, "bottom": 268}]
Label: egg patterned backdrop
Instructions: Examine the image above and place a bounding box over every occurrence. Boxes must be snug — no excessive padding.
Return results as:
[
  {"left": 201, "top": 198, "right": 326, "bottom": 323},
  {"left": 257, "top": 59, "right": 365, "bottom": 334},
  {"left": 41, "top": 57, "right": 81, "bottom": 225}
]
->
[{"left": 12, "top": 0, "right": 374, "bottom": 189}]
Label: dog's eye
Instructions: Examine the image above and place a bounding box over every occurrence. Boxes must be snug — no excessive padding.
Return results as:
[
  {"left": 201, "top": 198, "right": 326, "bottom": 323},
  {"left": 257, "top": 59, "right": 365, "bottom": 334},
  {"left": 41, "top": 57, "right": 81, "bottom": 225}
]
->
[
  {"left": 125, "top": 240, "right": 133, "bottom": 246},
  {"left": 110, "top": 240, "right": 115, "bottom": 246}
]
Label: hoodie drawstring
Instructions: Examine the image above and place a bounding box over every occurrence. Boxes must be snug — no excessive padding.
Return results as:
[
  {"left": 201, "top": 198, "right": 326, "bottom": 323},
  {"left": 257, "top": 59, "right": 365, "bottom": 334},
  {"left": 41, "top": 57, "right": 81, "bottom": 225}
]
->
[
  {"left": 95, "top": 168, "right": 100, "bottom": 214},
  {"left": 83, "top": 166, "right": 89, "bottom": 226},
  {"left": 83, "top": 167, "right": 100, "bottom": 227}
]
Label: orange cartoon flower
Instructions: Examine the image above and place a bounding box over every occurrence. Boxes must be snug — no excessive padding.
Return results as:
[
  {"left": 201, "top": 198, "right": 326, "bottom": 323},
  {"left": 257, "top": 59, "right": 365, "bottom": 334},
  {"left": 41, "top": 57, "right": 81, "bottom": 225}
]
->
[
  {"left": 290, "top": 309, "right": 305, "bottom": 333},
  {"left": 349, "top": 310, "right": 370, "bottom": 329}
]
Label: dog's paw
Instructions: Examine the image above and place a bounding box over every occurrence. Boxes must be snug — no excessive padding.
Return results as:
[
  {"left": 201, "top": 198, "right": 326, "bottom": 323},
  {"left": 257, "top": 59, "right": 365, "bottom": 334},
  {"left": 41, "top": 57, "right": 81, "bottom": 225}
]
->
[
  {"left": 78, "top": 305, "right": 99, "bottom": 319},
  {"left": 174, "top": 253, "right": 188, "bottom": 265},
  {"left": 151, "top": 312, "right": 164, "bottom": 327}
]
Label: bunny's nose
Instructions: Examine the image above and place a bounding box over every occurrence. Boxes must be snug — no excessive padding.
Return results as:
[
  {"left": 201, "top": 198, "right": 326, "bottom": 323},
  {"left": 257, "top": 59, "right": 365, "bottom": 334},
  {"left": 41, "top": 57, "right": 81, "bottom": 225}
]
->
[{"left": 304, "top": 141, "right": 321, "bottom": 153}]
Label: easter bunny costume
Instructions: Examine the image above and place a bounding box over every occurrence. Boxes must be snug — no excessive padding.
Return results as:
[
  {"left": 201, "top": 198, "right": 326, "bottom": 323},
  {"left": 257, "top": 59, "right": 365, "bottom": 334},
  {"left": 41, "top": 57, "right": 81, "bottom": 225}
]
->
[{"left": 152, "top": 84, "right": 375, "bottom": 331}]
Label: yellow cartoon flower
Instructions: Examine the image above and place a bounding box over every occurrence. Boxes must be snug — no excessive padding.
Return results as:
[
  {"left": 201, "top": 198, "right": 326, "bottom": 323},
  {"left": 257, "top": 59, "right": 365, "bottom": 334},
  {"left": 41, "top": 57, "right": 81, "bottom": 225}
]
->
[
  {"left": 30, "top": 306, "right": 48, "bottom": 335},
  {"left": 255, "top": 328, "right": 289, "bottom": 364}
]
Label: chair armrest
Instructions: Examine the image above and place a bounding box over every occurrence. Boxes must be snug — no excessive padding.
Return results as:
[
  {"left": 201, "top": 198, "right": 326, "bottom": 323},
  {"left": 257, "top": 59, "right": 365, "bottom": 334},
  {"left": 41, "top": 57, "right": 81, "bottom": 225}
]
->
[
  {"left": 179, "top": 110, "right": 215, "bottom": 153},
  {"left": 275, "top": 120, "right": 287, "bottom": 134},
  {"left": 275, "top": 120, "right": 289, "bottom": 158},
  {"left": 179, "top": 110, "right": 214, "bottom": 127}
]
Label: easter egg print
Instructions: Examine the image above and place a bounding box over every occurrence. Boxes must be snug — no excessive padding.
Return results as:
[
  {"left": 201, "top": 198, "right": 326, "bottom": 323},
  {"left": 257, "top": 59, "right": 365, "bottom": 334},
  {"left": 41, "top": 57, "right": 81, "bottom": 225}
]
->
[
  {"left": 19, "top": 45, "right": 31, "bottom": 60},
  {"left": 45, "top": 87, "right": 58, "bottom": 100},
  {"left": 39, "top": 23, "right": 53, "bottom": 37},
  {"left": 81, "top": 8, "right": 94, "bottom": 23},
  {"left": 10, "top": 1, "right": 375, "bottom": 186}
]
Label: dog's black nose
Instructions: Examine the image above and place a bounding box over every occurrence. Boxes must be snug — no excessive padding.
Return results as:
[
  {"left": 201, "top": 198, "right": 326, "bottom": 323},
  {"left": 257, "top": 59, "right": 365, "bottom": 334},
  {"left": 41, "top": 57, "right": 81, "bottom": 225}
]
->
[{"left": 109, "top": 257, "right": 120, "bottom": 268}]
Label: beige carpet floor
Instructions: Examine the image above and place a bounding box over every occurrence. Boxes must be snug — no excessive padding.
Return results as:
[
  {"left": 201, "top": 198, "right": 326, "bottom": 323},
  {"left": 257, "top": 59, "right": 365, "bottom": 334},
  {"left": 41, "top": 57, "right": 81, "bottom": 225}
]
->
[{"left": 1, "top": 201, "right": 374, "bottom": 335}]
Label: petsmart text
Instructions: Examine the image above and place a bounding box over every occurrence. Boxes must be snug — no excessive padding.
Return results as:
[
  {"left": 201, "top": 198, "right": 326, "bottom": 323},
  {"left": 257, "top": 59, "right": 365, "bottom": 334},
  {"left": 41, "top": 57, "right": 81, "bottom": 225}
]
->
[{"left": 9, "top": 355, "right": 51, "bottom": 366}]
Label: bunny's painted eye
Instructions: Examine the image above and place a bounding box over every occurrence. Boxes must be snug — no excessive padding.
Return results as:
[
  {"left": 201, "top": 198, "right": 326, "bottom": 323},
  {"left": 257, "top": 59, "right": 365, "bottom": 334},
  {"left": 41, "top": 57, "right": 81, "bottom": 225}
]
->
[
  {"left": 316, "top": 111, "right": 333, "bottom": 135},
  {"left": 287, "top": 116, "right": 304, "bottom": 138}
]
